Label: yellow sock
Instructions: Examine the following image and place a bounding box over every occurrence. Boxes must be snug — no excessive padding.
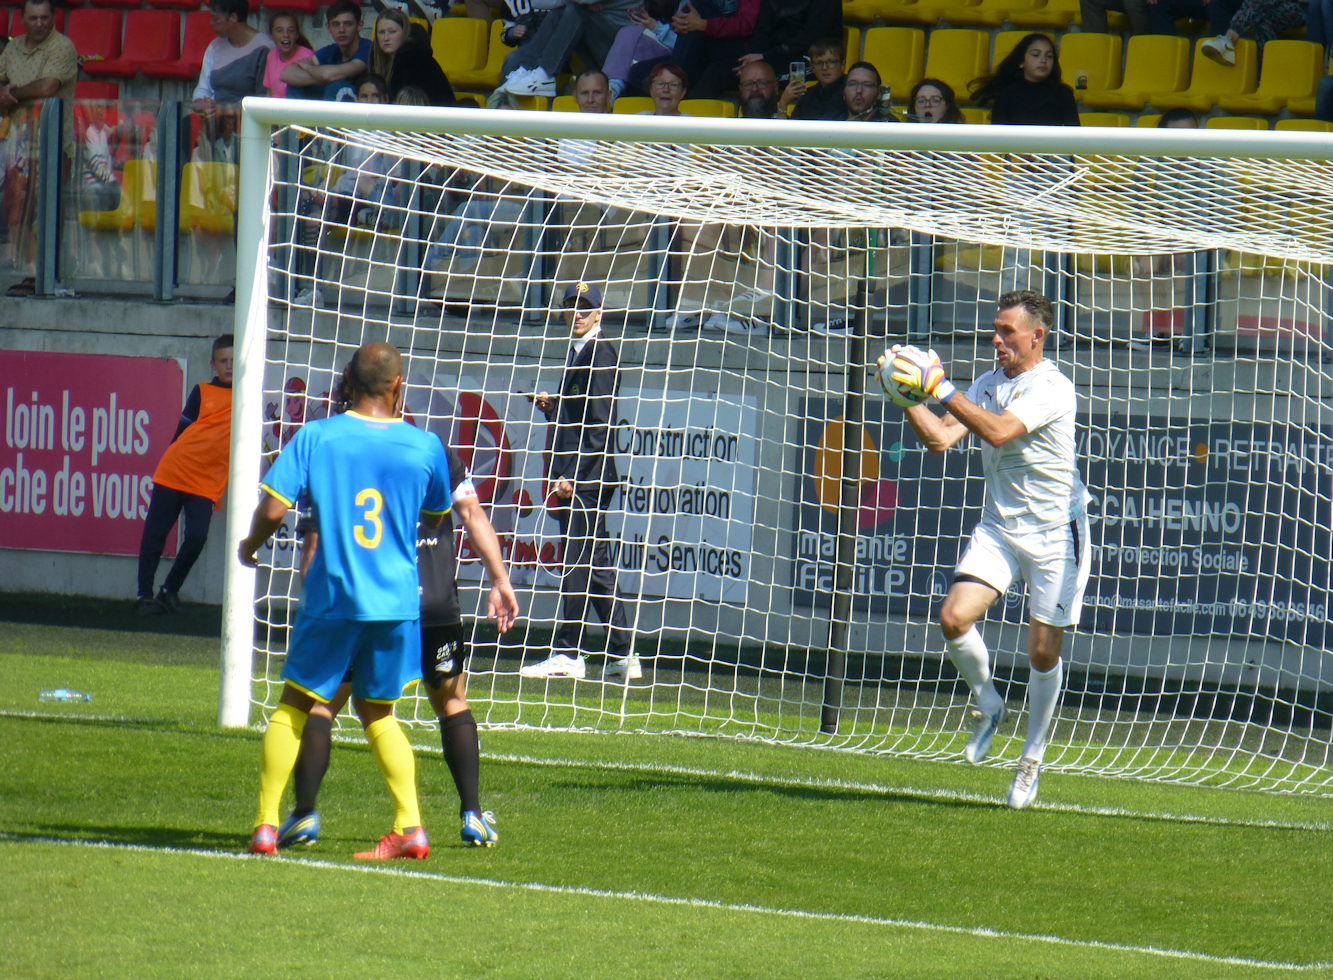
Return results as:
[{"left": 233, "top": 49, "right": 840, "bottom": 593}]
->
[
  {"left": 254, "top": 702, "right": 308, "bottom": 829},
  {"left": 365, "top": 713, "right": 420, "bottom": 834}
]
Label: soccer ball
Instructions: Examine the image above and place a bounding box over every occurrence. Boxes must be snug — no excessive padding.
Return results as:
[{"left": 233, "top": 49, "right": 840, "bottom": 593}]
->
[{"left": 877, "top": 359, "right": 928, "bottom": 410}]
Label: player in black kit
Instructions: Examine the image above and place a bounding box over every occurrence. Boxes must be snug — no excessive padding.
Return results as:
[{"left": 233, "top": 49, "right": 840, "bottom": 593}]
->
[{"left": 281, "top": 429, "right": 519, "bottom": 850}]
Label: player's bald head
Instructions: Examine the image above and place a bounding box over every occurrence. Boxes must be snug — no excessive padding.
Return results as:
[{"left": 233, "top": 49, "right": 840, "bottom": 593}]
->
[{"left": 348, "top": 342, "right": 402, "bottom": 397}]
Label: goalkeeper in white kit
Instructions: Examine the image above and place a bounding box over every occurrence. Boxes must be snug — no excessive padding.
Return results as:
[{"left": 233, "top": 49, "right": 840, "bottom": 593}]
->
[{"left": 878, "top": 290, "right": 1090, "bottom": 809}]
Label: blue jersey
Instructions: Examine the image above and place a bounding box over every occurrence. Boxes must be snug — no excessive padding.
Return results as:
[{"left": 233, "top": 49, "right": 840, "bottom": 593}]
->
[{"left": 261, "top": 411, "right": 451, "bottom": 621}]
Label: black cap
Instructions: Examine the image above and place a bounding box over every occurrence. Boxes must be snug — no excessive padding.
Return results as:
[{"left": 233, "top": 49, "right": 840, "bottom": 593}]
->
[{"left": 562, "top": 281, "right": 603, "bottom": 309}]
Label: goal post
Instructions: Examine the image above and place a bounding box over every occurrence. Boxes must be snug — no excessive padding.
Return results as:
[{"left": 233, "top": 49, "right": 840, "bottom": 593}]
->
[{"left": 222, "top": 97, "right": 1333, "bottom": 794}]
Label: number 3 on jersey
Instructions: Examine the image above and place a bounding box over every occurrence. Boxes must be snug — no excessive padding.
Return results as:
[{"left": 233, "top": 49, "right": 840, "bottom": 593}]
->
[{"left": 354, "top": 487, "right": 383, "bottom": 549}]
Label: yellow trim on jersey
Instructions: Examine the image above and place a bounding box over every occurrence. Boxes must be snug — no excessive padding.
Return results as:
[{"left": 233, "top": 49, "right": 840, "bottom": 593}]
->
[
  {"left": 420, "top": 506, "right": 452, "bottom": 516},
  {"left": 344, "top": 410, "right": 404, "bottom": 423},
  {"left": 360, "top": 696, "right": 400, "bottom": 705},
  {"left": 260, "top": 484, "right": 295, "bottom": 508},
  {"left": 283, "top": 678, "right": 332, "bottom": 704}
]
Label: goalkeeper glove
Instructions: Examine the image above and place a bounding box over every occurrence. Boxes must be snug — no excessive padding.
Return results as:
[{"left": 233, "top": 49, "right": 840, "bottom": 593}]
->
[{"left": 891, "top": 347, "right": 957, "bottom": 404}]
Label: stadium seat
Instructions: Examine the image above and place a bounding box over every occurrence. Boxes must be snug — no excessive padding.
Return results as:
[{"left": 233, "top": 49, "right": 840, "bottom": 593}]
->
[
  {"left": 1078, "top": 112, "right": 1130, "bottom": 126},
  {"left": 552, "top": 95, "right": 579, "bottom": 112},
  {"left": 1080, "top": 35, "right": 1189, "bottom": 110},
  {"left": 845, "top": 25, "right": 860, "bottom": 60},
  {"left": 959, "top": 106, "right": 990, "bottom": 123},
  {"left": 261, "top": 0, "right": 323, "bottom": 9},
  {"left": 1205, "top": 115, "right": 1268, "bottom": 129},
  {"left": 947, "top": 0, "right": 1046, "bottom": 27},
  {"left": 451, "top": 20, "right": 511, "bottom": 89},
  {"left": 612, "top": 97, "right": 655, "bottom": 114},
  {"left": 64, "top": 9, "right": 122, "bottom": 62},
  {"left": 681, "top": 99, "right": 736, "bottom": 116},
  {"left": 842, "top": 0, "right": 913, "bottom": 24},
  {"left": 1217, "top": 40, "right": 1323, "bottom": 114},
  {"left": 179, "top": 162, "right": 238, "bottom": 235},
  {"left": 1275, "top": 117, "right": 1333, "bottom": 131},
  {"left": 992, "top": 30, "right": 1052, "bottom": 68},
  {"left": 923, "top": 29, "right": 989, "bottom": 103},
  {"left": 1150, "top": 37, "right": 1257, "bottom": 111},
  {"left": 75, "top": 80, "right": 119, "bottom": 98},
  {"left": 510, "top": 94, "right": 548, "bottom": 109},
  {"left": 1135, "top": 113, "right": 1160, "bottom": 126},
  {"left": 431, "top": 17, "right": 488, "bottom": 77},
  {"left": 142, "top": 11, "right": 212, "bottom": 80},
  {"left": 1287, "top": 95, "right": 1316, "bottom": 115},
  {"left": 88, "top": 0, "right": 141, "bottom": 8},
  {"left": 1058, "top": 32, "right": 1122, "bottom": 100},
  {"left": 145, "top": 0, "right": 205, "bottom": 9},
  {"left": 10, "top": 7, "right": 63, "bottom": 32},
  {"left": 78, "top": 158, "right": 151, "bottom": 232},
  {"left": 83, "top": 10, "right": 179, "bottom": 77},
  {"left": 1008, "top": 0, "right": 1079, "bottom": 28},
  {"left": 862, "top": 28, "right": 924, "bottom": 100},
  {"left": 891, "top": 0, "right": 980, "bottom": 27}
]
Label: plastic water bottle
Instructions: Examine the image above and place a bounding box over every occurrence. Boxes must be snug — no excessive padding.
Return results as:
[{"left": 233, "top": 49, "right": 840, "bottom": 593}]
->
[{"left": 39, "top": 689, "right": 92, "bottom": 703}]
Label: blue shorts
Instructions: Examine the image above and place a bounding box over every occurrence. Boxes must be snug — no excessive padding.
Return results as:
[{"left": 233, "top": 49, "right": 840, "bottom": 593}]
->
[{"left": 282, "top": 613, "right": 421, "bottom": 704}]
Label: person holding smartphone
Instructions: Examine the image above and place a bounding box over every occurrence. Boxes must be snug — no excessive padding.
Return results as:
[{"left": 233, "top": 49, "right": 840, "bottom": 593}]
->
[{"left": 780, "top": 37, "right": 845, "bottom": 119}]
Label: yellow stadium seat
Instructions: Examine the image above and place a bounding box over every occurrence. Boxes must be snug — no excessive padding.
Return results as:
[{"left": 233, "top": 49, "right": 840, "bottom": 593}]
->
[
  {"left": 845, "top": 25, "right": 861, "bottom": 59},
  {"left": 431, "top": 16, "right": 488, "bottom": 77},
  {"left": 553, "top": 95, "right": 580, "bottom": 112},
  {"left": 843, "top": 0, "right": 914, "bottom": 23},
  {"left": 1081, "top": 35, "right": 1189, "bottom": 110},
  {"left": 949, "top": 0, "right": 1046, "bottom": 26},
  {"left": 1150, "top": 37, "right": 1256, "bottom": 111},
  {"left": 612, "top": 97, "right": 655, "bottom": 114},
  {"left": 681, "top": 99, "right": 735, "bottom": 116},
  {"left": 862, "top": 27, "right": 924, "bottom": 99},
  {"left": 1059, "top": 32, "right": 1122, "bottom": 99},
  {"left": 1217, "top": 40, "right": 1323, "bottom": 114},
  {"left": 1205, "top": 115, "right": 1268, "bottom": 129},
  {"left": 891, "top": 0, "right": 980, "bottom": 27},
  {"left": 451, "top": 20, "right": 511, "bottom": 89},
  {"left": 992, "top": 30, "right": 1052, "bottom": 68},
  {"left": 1135, "top": 113, "right": 1161, "bottom": 126},
  {"left": 514, "top": 95, "right": 548, "bottom": 110},
  {"left": 1078, "top": 112, "right": 1130, "bottom": 126},
  {"left": 79, "top": 158, "right": 150, "bottom": 232},
  {"left": 179, "top": 162, "right": 237, "bottom": 236},
  {"left": 1009, "top": 0, "right": 1078, "bottom": 29},
  {"left": 1288, "top": 95, "right": 1316, "bottom": 115},
  {"left": 959, "top": 106, "right": 990, "bottom": 123},
  {"left": 1275, "top": 118, "right": 1333, "bottom": 131},
  {"left": 923, "top": 29, "right": 989, "bottom": 102}
]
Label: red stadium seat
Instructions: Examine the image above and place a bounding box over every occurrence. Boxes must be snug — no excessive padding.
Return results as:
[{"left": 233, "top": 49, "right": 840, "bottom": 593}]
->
[
  {"left": 64, "top": 9, "right": 122, "bottom": 62},
  {"left": 10, "top": 8, "right": 66, "bottom": 33},
  {"left": 83, "top": 9, "right": 180, "bottom": 77},
  {"left": 142, "top": 10, "right": 213, "bottom": 80},
  {"left": 147, "top": 0, "right": 205, "bottom": 8},
  {"left": 75, "top": 80, "right": 121, "bottom": 99},
  {"left": 262, "top": 0, "right": 322, "bottom": 9},
  {"left": 89, "top": 0, "right": 143, "bottom": 8}
]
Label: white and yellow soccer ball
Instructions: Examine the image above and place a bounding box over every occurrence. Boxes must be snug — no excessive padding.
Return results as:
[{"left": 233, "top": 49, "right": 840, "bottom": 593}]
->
[{"left": 876, "top": 345, "right": 929, "bottom": 409}]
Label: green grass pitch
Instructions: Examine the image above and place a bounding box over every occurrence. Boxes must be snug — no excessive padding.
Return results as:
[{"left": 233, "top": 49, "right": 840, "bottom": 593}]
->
[{"left": 1, "top": 618, "right": 1331, "bottom": 979}]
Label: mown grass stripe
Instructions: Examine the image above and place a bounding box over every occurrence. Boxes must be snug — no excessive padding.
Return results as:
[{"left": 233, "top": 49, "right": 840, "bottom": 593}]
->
[{"left": 2, "top": 832, "right": 1326, "bottom": 973}]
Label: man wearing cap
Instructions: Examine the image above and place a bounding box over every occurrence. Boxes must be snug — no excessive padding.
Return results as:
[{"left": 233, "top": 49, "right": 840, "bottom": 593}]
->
[{"left": 522, "top": 282, "right": 638, "bottom": 681}]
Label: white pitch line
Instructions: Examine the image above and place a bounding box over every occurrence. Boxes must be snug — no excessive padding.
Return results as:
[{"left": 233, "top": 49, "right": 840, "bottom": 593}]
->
[{"left": 2, "top": 832, "right": 1326, "bottom": 973}]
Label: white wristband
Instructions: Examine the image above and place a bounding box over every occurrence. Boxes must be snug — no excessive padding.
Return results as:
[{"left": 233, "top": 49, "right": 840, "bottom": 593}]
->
[{"left": 934, "top": 379, "right": 957, "bottom": 404}]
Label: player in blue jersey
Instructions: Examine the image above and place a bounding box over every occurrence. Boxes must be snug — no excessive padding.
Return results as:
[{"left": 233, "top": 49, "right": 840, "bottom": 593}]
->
[{"left": 238, "top": 342, "right": 452, "bottom": 860}]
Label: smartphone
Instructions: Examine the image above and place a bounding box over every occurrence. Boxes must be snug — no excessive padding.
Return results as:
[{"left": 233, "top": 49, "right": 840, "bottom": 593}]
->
[
  {"left": 877, "top": 83, "right": 893, "bottom": 118},
  {"left": 789, "top": 60, "right": 806, "bottom": 87}
]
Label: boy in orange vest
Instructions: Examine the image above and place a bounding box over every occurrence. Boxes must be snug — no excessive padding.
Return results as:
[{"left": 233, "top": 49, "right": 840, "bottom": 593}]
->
[{"left": 136, "top": 334, "right": 234, "bottom": 615}]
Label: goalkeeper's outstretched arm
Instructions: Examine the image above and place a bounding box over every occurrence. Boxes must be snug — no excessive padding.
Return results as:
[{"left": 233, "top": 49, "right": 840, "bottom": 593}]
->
[{"left": 882, "top": 348, "right": 1029, "bottom": 451}]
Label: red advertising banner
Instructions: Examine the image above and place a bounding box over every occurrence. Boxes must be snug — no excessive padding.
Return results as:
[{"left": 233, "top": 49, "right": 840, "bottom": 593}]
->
[{"left": 1, "top": 350, "right": 186, "bottom": 556}]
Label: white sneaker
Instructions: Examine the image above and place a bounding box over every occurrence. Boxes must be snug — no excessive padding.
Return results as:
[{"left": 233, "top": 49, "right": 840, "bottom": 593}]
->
[
  {"left": 963, "top": 703, "right": 1007, "bottom": 764},
  {"left": 1200, "top": 34, "right": 1236, "bottom": 66},
  {"left": 811, "top": 317, "right": 849, "bottom": 336},
  {"left": 519, "top": 653, "right": 586, "bottom": 679},
  {"left": 603, "top": 655, "right": 642, "bottom": 681},
  {"left": 505, "top": 67, "right": 556, "bottom": 96},
  {"left": 1007, "top": 757, "right": 1041, "bottom": 809},
  {"left": 496, "top": 66, "right": 533, "bottom": 92},
  {"left": 665, "top": 310, "right": 701, "bottom": 330},
  {"left": 704, "top": 312, "right": 768, "bottom": 336}
]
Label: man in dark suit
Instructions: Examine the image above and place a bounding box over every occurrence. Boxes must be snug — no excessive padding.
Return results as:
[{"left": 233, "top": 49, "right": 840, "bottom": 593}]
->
[{"left": 521, "top": 282, "right": 638, "bottom": 682}]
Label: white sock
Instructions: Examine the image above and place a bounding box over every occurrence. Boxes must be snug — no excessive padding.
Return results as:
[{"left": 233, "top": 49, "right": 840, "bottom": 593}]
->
[
  {"left": 945, "top": 627, "right": 1003, "bottom": 717},
  {"left": 1023, "top": 659, "right": 1064, "bottom": 763}
]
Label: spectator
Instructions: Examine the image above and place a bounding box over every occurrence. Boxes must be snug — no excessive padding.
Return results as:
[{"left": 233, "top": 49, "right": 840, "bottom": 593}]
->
[
  {"left": 1315, "top": 70, "right": 1333, "bottom": 120},
  {"left": 780, "top": 36, "right": 845, "bottom": 120},
  {"left": 1158, "top": 106, "right": 1200, "bottom": 127},
  {"left": 1080, "top": 0, "right": 1150, "bottom": 34},
  {"left": 642, "top": 61, "right": 688, "bottom": 114},
  {"left": 395, "top": 85, "right": 431, "bottom": 106},
  {"left": 136, "top": 334, "right": 234, "bottom": 616},
  {"left": 1149, "top": 0, "right": 1239, "bottom": 40},
  {"left": 498, "top": 0, "right": 554, "bottom": 48},
  {"left": 371, "top": 9, "right": 457, "bottom": 106},
  {"left": 601, "top": 0, "right": 679, "bottom": 100},
  {"left": 728, "top": 0, "right": 841, "bottom": 96},
  {"left": 1310, "top": 0, "right": 1333, "bottom": 54},
  {"left": 908, "top": 77, "right": 964, "bottom": 123},
  {"left": 971, "top": 34, "right": 1079, "bottom": 126},
  {"left": 1201, "top": 0, "right": 1305, "bottom": 63},
  {"left": 840, "top": 61, "right": 894, "bottom": 121},
  {"left": 738, "top": 58, "right": 781, "bottom": 116},
  {"left": 669, "top": 0, "right": 761, "bottom": 99},
  {"left": 574, "top": 67, "right": 614, "bottom": 112},
  {"left": 79, "top": 102, "right": 122, "bottom": 212},
  {"left": 264, "top": 13, "right": 314, "bottom": 99},
  {"left": 281, "top": 0, "right": 371, "bottom": 102},
  {"left": 193, "top": 0, "right": 274, "bottom": 108},
  {"left": 497, "top": 0, "right": 642, "bottom": 96}
]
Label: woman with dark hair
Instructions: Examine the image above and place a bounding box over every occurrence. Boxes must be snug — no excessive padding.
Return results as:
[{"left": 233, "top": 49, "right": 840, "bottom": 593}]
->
[
  {"left": 908, "top": 77, "right": 963, "bottom": 123},
  {"left": 370, "top": 7, "right": 457, "bottom": 106},
  {"left": 641, "top": 62, "right": 688, "bottom": 115},
  {"left": 970, "top": 34, "right": 1078, "bottom": 127}
]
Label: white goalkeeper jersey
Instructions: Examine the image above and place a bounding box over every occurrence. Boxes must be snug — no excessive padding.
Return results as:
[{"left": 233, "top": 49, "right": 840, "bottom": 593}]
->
[{"left": 965, "top": 358, "right": 1089, "bottom": 532}]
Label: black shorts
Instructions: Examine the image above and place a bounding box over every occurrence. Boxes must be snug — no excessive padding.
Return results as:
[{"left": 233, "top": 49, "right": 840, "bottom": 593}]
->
[
  {"left": 420, "top": 621, "right": 467, "bottom": 689},
  {"left": 338, "top": 621, "right": 468, "bottom": 689}
]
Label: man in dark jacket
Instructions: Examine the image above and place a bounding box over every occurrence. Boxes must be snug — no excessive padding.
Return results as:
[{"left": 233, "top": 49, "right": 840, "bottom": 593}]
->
[{"left": 521, "top": 282, "right": 638, "bottom": 682}]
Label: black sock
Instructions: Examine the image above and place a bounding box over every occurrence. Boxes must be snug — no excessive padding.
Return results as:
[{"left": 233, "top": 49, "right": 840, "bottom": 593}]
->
[
  {"left": 293, "top": 714, "right": 333, "bottom": 817},
  {"left": 440, "top": 709, "right": 480, "bottom": 818}
]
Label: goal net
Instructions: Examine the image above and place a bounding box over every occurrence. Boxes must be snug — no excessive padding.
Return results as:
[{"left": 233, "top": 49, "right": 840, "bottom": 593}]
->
[{"left": 225, "top": 100, "right": 1333, "bottom": 796}]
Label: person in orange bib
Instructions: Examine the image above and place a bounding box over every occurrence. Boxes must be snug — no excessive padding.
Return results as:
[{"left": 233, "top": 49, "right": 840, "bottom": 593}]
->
[{"left": 136, "top": 334, "right": 234, "bottom": 615}]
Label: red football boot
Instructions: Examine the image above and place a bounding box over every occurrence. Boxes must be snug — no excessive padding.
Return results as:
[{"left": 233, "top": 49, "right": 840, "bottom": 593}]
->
[
  {"left": 353, "top": 827, "right": 429, "bottom": 860},
  {"left": 249, "top": 824, "right": 278, "bottom": 855}
]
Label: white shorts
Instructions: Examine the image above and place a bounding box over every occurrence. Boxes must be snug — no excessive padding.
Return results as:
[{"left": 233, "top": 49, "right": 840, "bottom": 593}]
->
[{"left": 954, "top": 518, "right": 1091, "bottom": 628}]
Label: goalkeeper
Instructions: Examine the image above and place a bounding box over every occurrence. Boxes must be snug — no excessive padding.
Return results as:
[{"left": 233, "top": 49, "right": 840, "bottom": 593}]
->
[{"left": 878, "top": 290, "right": 1089, "bottom": 810}]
